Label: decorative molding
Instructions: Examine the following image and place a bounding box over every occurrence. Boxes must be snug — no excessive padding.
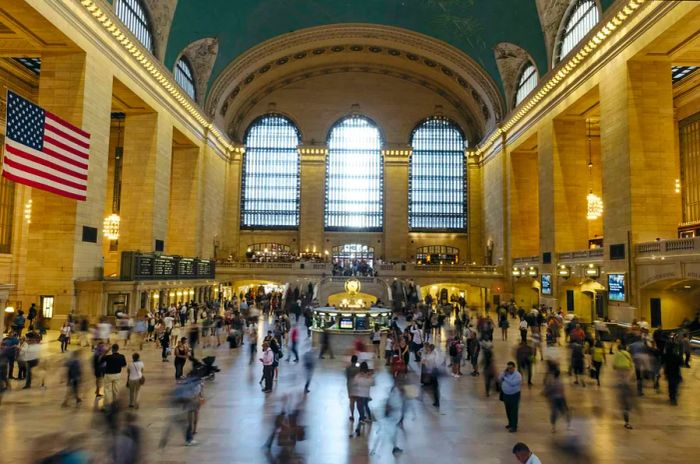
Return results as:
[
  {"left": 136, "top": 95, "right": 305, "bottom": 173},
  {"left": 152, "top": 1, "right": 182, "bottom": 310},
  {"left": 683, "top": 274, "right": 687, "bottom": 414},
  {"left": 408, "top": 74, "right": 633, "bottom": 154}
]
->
[
  {"left": 142, "top": 0, "right": 176, "bottom": 61},
  {"left": 178, "top": 37, "right": 218, "bottom": 107},
  {"left": 535, "top": 0, "right": 572, "bottom": 69},
  {"left": 206, "top": 24, "right": 505, "bottom": 130},
  {"left": 476, "top": 0, "right": 649, "bottom": 158},
  {"left": 226, "top": 64, "right": 481, "bottom": 143},
  {"left": 493, "top": 42, "right": 538, "bottom": 110}
]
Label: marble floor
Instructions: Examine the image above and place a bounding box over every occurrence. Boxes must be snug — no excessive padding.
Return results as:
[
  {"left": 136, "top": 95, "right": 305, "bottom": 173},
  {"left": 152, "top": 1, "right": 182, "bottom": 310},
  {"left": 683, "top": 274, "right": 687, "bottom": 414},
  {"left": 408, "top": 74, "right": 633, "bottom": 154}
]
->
[{"left": 1, "top": 320, "right": 698, "bottom": 464}]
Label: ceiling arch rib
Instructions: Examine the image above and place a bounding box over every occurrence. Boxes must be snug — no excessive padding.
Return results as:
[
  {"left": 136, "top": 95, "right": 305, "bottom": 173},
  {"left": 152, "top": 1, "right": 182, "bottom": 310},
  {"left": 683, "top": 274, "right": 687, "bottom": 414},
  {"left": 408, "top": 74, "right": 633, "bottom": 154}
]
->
[
  {"left": 227, "top": 63, "right": 483, "bottom": 144},
  {"left": 207, "top": 24, "right": 505, "bottom": 142},
  {"left": 493, "top": 42, "right": 539, "bottom": 110}
]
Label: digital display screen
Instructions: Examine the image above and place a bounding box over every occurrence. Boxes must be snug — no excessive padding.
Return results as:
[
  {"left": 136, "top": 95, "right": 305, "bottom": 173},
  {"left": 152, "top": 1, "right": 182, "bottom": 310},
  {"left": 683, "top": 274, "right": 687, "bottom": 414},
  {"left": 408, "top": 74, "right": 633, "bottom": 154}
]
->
[
  {"left": 608, "top": 273, "right": 626, "bottom": 302},
  {"left": 541, "top": 274, "right": 552, "bottom": 295},
  {"left": 339, "top": 317, "right": 353, "bottom": 329}
]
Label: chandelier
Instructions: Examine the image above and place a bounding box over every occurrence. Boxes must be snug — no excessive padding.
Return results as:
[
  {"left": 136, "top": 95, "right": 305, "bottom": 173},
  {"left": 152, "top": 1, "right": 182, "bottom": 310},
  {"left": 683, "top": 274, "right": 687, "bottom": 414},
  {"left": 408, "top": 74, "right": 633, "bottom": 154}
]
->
[
  {"left": 585, "top": 120, "right": 603, "bottom": 221},
  {"left": 103, "top": 213, "right": 121, "bottom": 241},
  {"left": 586, "top": 191, "right": 603, "bottom": 220}
]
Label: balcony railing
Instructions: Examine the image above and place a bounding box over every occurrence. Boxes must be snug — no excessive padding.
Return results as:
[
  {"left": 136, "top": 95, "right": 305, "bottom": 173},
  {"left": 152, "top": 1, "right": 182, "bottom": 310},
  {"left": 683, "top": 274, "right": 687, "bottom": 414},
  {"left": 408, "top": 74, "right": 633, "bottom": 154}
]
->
[
  {"left": 637, "top": 237, "right": 700, "bottom": 256},
  {"left": 512, "top": 256, "right": 539, "bottom": 264},
  {"left": 557, "top": 248, "right": 604, "bottom": 261},
  {"left": 216, "top": 261, "right": 503, "bottom": 276}
]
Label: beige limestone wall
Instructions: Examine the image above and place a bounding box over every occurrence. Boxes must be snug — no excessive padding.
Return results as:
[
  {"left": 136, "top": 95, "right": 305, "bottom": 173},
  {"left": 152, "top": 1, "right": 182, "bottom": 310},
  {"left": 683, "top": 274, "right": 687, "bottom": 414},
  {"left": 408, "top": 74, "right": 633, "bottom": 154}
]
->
[
  {"left": 384, "top": 155, "right": 409, "bottom": 262},
  {"left": 167, "top": 146, "right": 201, "bottom": 256},
  {"left": 483, "top": 148, "right": 506, "bottom": 266},
  {"left": 298, "top": 152, "right": 325, "bottom": 257},
  {"left": 119, "top": 112, "right": 173, "bottom": 253},
  {"left": 222, "top": 157, "right": 242, "bottom": 258},
  {"left": 468, "top": 161, "right": 484, "bottom": 264},
  {"left": 509, "top": 151, "right": 539, "bottom": 258}
]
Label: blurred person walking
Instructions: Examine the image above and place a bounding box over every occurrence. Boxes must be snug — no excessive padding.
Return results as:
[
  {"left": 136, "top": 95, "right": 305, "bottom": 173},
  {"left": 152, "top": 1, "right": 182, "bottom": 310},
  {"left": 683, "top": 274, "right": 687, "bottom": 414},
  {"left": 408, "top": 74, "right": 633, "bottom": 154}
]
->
[
  {"left": 543, "top": 360, "right": 570, "bottom": 433},
  {"left": 351, "top": 361, "right": 375, "bottom": 436},
  {"left": 612, "top": 344, "right": 635, "bottom": 429},
  {"left": 62, "top": 350, "right": 82, "bottom": 407}
]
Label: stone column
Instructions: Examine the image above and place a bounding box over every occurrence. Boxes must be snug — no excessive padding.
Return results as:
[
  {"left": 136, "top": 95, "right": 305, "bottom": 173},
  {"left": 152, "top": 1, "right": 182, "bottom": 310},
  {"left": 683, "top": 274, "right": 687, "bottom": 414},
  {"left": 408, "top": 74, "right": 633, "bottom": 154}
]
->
[
  {"left": 24, "top": 52, "right": 112, "bottom": 326},
  {"left": 468, "top": 156, "right": 484, "bottom": 264},
  {"left": 383, "top": 148, "right": 410, "bottom": 261},
  {"left": 119, "top": 112, "right": 173, "bottom": 253},
  {"left": 167, "top": 146, "right": 202, "bottom": 256},
  {"left": 298, "top": 147, "right": 326, "bottom": 255},
  {"left": 222, "top": 153, "right": 242, "bottom": 258}
]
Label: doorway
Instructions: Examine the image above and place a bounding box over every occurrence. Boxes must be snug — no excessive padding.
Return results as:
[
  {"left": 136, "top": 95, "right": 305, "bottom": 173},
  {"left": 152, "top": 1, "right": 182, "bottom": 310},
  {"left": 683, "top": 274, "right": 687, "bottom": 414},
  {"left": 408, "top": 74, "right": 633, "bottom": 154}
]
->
[{"left": 650, "top": 298, "right": 662, "bottom": 328}]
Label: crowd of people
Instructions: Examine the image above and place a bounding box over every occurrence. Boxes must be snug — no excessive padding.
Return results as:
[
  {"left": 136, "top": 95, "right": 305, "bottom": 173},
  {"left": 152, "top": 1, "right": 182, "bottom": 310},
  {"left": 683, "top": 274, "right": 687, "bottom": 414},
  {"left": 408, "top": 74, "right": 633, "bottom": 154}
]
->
[{"left": 0, "top": 287, "right": 696, "bottom": 462}]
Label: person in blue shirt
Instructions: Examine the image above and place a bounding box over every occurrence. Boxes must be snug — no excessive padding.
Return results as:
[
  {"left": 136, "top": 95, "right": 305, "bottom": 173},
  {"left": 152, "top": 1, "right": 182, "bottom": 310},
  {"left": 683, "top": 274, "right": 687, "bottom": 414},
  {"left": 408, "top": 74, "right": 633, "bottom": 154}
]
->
[{"left": 500, "top": 361, "right": 523, "bottom": 432}]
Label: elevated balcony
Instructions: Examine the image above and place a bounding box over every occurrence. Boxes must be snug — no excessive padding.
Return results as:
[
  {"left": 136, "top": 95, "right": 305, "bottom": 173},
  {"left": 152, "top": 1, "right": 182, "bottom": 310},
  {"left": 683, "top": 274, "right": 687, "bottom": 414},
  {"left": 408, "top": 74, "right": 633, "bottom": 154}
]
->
[
  {"left": 557, "top": 248, "right": 604, "bottom": 263},
  {"left": 636, "top": 237, "right": 700, "bottom": 258}
]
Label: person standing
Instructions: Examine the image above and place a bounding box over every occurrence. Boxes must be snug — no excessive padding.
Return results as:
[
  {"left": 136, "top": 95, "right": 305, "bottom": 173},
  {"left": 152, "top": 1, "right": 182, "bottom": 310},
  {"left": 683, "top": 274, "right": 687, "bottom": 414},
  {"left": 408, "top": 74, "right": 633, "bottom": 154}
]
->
[
  {"left": 127, "top": 352, "right": 144, "bottom": 409},
  {"left": 102, "top": 344, "right": 127, "bottom": 407},
  {"left": 422, "top": 344, "right": 443, "bottom": 408},
  {"left": 248, "top": 323, "right": 258, "bottom": 365},
  {"left": 62, "top": 350, "right": 82, "bottom": 407},
  {"left": 19, "top": 336, "right": 40, "bottom": 389},
  {"left": 92, "top": 341, "right": 107, "bottom": 397},
  {"left": 287, "top": 325, "right": 299, "bottom": 363},
  {"left": 512, "top": 442, "right": 542, "bottom": 464},
  {"left": 345, "top": 355, "right": 360, "bottom": 421},
  {"left": 351, "top": 362, "right": 375, "bottom": 435},
  {"left": 499, "top": 361, "right": 522, "bottom": 432},
  {"left": 1, "top": 332, "right": 19, "bottom": 380},
  {"left": 174, "top": 337, "right": 190, "bottom": 380},
  {"left": 260, "top": 342, "right": 274, "bottom": 393},
  {"left": 681, "top": 333, "right": 691, "bottom": 368},
  {"left": 518, "top": 318, "right": 528, "bottom": 343},
  {"left": 318, "top": 328, "right": 334, "bottom": 359},
  {"left": 59, "top": 322, "right": 71, "bottom": 353},
  {"left": 12, "top": 310, "right": 26, "bottom": 337}
]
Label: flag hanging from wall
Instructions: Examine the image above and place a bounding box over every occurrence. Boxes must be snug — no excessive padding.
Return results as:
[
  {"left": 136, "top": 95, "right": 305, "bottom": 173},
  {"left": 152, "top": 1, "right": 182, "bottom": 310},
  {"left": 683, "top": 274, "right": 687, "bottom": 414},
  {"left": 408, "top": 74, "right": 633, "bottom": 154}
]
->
[{"left": 2, "top": 90, "right": 90, "bottom": 201}]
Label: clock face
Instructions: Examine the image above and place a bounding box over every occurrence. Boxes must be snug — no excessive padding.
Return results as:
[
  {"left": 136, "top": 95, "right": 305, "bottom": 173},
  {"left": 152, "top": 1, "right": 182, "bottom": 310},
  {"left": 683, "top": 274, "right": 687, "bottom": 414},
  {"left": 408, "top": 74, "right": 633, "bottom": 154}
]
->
[{"left": 344, "top": 278, "right": 361, "bottom": 295}]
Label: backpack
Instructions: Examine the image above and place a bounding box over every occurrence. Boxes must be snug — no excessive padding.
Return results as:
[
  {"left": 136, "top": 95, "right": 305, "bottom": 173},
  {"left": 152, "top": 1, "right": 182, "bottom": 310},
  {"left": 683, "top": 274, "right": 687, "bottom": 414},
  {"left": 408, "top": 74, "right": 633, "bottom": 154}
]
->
[
  {"left": 449, "top": 342, "right": 458, "bottom": 357},
  {"left": 613, "top": 350, "right": 633, "bottom": 370}
]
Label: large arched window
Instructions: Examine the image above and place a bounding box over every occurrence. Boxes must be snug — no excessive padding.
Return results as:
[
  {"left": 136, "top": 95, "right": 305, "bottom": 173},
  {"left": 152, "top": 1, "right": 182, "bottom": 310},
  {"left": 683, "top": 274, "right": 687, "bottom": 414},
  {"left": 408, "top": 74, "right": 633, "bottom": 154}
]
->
[
  {"left": 115, "top": 0, "right": 154, "bottom": 53},
  {"left": 241, "top": 115, "right": 301, "bottom": 229},
  {"left": 554, "top": 0, "right": 599, "bottom": 64},
  {"left": 409, "top": 118, "right": 466, "bottom": 231},
  {"left": 175, "top": 57, "right": 196, "bottom": 100},
  {"left": 514, "top": 63, "right": 538, "bottom": 107},
  {"left": 325, "top": 116, "right": 383, "bottom": 230}
]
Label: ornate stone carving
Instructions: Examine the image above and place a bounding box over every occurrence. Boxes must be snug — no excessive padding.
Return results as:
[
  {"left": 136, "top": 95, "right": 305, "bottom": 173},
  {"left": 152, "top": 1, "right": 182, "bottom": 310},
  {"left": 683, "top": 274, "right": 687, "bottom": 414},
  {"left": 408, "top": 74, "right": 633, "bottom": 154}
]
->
[
  {"left": 179, "top": 37, "right": 219, "bottom": 107},
  {"left": 206, "top": 24, "right": 505, "bottom": 137},
  {"left": 493, "top": 42, "right": 537, "bottom": 110},
  {"left": 142, "top": 0, "right": 177, "bottom": 61},
  {"left": 535, "top": 0, "right": 572, "bottom": 68}
]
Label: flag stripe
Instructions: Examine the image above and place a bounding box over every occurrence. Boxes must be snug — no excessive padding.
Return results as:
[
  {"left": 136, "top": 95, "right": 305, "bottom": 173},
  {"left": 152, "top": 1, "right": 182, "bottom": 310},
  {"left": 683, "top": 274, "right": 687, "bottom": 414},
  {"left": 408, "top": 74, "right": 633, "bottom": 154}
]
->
[
  {"left": 41, "top": 141, "right": 90, "bottom": 169},
  {"left": 2, "top": 169, "right": 86, "bottom": 201},
  {"left": 5, "top": 143, "right": 88, "bottom": 180},
  {"left": 45, "top": 111, "right": 90, "bottom": 140},
  {"left": 44, "top": 121, "right": 90, "bottom": 149},
  {"left": 3, "top": 157, "right": 87, "bottom": 191},
  {"left": 44, "top": 134, "right": 89, "bottom": 158}
]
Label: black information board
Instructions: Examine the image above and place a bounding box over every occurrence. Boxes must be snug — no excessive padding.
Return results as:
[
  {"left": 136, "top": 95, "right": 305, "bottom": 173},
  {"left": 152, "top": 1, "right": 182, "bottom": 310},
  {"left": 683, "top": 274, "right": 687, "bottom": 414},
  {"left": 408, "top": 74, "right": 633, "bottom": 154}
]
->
[
  {"left": 120, "top": 252, "right": 216, "bottom": 281},
  {"left": 355, "top": 317, "right": 369, "bottom": 331}
]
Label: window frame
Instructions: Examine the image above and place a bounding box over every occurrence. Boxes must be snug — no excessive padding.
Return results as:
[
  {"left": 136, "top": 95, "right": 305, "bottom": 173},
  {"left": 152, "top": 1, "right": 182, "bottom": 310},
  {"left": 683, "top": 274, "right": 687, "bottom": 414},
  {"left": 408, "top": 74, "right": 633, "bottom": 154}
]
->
[
  {"left": 408, "top": 117, "right": 467, "bottom": 232},
  {"left": 240, "top": 113, "right": 302, "bottom": 230},
  {"left": 514, "top": 62, "right": 538, "bottom": 107},
  {"left": 174, "top": 56, "right": 196, "bottom": 100},
  {"left": 114, "top": 0, "right": 155, "bottom": 54},
  {"left": 553, "top": 0, "right": 600, "bottom": 65},
  {"left": 324, "top": 114, "right": 384, "bottom": 232}
]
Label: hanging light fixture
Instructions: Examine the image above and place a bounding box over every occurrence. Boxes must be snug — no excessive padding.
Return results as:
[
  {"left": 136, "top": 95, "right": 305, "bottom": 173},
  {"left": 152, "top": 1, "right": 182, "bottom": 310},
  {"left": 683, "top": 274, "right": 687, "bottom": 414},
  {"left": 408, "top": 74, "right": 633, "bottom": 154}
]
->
[
  {"left": 104, "top": 113, "right": 125, "bottom": 241},
  {"left": 585, "top": 119, "right": 603, "bottom": 220}
]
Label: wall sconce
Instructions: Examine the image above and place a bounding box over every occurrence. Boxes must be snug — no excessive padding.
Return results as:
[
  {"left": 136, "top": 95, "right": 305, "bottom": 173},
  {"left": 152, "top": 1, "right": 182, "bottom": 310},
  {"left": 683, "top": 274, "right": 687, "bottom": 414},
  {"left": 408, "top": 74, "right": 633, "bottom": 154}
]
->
[
  {"left": 527, "top": 266, "right": 538, "bottom": 277},
  {"left": 103, "top": 213, "right": 121, "bottom": 240},
  {"left": 585, "top": 264, "right": 600, "bottom": 277},
  {"left": 558, "top": 265, "right": 571, "bottom": 278},
  {"left": 675, "top": 178, "right": 681, "bottom": 194},
  {"left": 23, "top": 199, "right": 32, "bottom": 224},
  {"left": 512, "top": 266, "right": 523, "bottom": 277}
]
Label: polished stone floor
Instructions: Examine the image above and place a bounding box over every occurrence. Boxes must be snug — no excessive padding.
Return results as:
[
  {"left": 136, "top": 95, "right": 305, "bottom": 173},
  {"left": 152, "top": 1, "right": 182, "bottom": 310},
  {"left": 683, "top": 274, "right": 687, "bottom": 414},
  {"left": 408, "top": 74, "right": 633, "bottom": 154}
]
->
[{"left": 1, "top": 319, "right": 698, "bottom": 463}]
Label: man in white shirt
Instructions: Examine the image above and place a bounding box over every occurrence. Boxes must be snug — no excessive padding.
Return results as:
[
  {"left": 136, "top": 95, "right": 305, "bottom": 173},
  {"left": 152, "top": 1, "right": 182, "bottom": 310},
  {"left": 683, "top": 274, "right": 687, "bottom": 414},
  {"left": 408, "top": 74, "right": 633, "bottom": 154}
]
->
[
  {"left": 259, "top": 342, "right": 274, "bottom": 393},
  {"left": 410, "top": 323, "right": 424, "bottom": 362},
  {"left": 163, "top": 315, "right": 175, "bottom": 330},
  {"left": 512, "top": 442, "right": 542, "bottom": 464}
]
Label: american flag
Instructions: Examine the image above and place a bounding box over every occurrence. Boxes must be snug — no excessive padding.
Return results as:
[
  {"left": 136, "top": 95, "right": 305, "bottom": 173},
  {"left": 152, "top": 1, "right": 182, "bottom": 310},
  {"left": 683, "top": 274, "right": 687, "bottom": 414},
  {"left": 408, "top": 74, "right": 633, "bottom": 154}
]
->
[{"left": 2, "top": 91, "right": 90, "bottom": 201}]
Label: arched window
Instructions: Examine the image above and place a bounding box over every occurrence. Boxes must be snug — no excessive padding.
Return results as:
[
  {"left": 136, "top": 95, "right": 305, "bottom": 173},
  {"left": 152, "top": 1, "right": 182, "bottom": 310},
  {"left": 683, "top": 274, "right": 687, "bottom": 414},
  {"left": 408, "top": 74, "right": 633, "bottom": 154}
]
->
[
  {"left": 409, "top": 118, "right": 466, "bottom": 231},
  {"left": 415, "top": 245, "right": 460, "bottom": 265},
  {"left": 114, "top": 0, "right": 154, "bottom": 53},
  {"left": 514, "top": 63, "right": 538, "bottom": 106},
  {"left": 554, "top": 0, "right": 599, "bottom": 64},
  {"left": 325, "top": 116, "right": 383, "bottom": 230},
  {"left": 241, "top": 115, "right": 301, "bottom": 228},
  {"left": 175, "top": 57, "right": 196, "bottom": 100}
]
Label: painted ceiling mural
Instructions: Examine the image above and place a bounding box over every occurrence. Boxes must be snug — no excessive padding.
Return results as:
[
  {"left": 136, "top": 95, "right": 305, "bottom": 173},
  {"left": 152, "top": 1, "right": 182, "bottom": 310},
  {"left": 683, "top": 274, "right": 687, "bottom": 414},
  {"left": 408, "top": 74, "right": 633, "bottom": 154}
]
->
[{"left": 164, "top": 0, "right": 613, "bottom": 94}]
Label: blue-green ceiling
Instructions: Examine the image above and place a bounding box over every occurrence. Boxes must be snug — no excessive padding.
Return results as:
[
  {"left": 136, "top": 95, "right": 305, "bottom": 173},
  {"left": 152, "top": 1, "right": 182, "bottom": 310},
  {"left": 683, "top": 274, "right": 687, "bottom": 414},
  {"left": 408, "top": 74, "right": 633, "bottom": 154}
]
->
[{"left": 132, "top": 0, "right": 614, "bottom": 97}]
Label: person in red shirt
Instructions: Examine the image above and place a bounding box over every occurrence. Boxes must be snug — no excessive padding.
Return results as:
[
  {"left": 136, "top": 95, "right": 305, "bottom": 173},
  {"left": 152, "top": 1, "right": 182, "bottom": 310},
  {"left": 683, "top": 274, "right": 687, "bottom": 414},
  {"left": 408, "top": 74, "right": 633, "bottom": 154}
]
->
[{"left": 287, "top": 326, "right": 299, "bottom": 362}]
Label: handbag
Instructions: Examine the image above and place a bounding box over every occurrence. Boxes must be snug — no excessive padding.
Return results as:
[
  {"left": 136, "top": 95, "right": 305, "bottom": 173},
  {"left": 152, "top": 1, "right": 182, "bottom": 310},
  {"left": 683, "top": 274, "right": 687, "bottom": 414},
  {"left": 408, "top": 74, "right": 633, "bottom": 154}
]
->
[{"left": 139, "top": 375, "right": 145, "bottom": 385}]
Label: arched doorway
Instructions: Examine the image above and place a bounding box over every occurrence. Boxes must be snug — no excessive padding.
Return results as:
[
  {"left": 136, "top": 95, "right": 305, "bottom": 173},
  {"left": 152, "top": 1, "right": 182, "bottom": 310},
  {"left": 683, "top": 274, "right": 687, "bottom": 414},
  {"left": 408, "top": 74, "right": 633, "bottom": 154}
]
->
[{"left": 332, "top": 243, "right": 375, "bottom": 268}]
